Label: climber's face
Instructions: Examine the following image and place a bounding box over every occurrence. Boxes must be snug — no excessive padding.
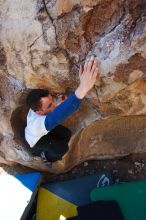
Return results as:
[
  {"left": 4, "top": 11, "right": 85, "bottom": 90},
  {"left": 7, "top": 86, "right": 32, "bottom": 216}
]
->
[{"left": 36, "top": 94, "right": 56, "bottom": 115}]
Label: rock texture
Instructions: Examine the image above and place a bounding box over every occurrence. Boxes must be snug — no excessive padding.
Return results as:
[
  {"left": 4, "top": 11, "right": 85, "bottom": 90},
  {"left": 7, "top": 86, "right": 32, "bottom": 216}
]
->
[{"left": 0, "top": 0, "right": 146, "bottom": 173}]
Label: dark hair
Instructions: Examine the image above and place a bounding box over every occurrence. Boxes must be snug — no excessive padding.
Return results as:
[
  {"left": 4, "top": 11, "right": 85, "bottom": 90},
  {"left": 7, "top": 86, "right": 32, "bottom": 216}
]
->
[{"left": 26, "top": 89, "right": 49, "bottom": 111}]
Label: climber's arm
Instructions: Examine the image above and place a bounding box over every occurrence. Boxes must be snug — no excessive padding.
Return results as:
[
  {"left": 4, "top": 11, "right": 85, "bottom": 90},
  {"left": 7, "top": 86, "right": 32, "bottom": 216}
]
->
[{"left": 45, "top": 92, "right": 82, "bottom": 130}]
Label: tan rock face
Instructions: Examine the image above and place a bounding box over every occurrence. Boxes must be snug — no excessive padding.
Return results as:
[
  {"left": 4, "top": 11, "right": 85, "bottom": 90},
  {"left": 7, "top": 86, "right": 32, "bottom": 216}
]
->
[
  {"left": 0, "top": 0, "right": 146, "bottom": 173},
  {"left": 52, "top": 115, "right": 146, "bottom": 173}
]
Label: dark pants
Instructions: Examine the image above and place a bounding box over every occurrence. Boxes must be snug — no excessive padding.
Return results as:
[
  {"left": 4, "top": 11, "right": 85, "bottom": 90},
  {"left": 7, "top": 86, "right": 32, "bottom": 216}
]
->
[{"left": 31, "top": 125, "right": 72, "bottom": 162}]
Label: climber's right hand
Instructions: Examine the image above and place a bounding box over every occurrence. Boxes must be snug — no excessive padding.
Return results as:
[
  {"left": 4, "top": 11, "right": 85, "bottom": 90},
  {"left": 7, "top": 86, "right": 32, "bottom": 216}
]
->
[{"left": 75, "top": 56, "right": 99, "bottom": 99}]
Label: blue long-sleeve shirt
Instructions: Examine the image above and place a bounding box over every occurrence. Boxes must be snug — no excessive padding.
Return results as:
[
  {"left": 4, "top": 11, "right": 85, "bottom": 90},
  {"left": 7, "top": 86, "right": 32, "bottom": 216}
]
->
[
  {"left": 25, "top": 92, "right": 82, "bottom": 147},
  {"left": 45, "top": 92, "right": 82, "bottom": 130}
]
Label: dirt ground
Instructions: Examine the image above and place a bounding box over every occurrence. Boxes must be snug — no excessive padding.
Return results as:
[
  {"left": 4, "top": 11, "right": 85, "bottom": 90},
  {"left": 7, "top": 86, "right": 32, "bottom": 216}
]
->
[{"left": 1, "top": 153, "right": 146, "bottom": 184}]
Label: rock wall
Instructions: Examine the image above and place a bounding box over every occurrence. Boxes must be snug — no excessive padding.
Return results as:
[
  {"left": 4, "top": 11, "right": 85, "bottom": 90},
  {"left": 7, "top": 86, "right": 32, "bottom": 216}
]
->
[{"left": 0, "top": 0, "right": 146, "bottom": 172}]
